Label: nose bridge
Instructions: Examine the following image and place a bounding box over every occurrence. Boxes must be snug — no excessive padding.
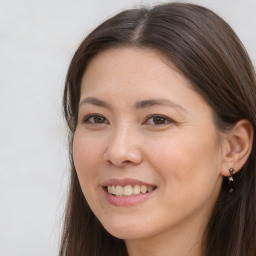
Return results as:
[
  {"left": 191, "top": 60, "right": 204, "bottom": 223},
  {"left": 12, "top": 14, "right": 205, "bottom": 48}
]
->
[{"left": 104, "top": 121, "right": 142, "bottom": 166}]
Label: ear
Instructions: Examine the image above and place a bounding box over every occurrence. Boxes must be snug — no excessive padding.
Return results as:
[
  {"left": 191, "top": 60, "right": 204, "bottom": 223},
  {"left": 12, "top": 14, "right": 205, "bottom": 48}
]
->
[{"left": 220, "top": 119, "right": 254, "bottom": 177}]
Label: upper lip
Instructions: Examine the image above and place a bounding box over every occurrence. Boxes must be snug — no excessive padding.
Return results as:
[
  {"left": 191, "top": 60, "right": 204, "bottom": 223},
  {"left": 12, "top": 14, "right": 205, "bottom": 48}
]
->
[{"left": 102, "top": 178, "right": 157, "bottom": 187}]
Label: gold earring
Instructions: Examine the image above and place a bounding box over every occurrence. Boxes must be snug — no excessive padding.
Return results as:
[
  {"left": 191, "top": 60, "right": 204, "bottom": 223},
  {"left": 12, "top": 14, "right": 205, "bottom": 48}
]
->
[{"left": 228, "top": 168, "right": 235, "bottom": 193}]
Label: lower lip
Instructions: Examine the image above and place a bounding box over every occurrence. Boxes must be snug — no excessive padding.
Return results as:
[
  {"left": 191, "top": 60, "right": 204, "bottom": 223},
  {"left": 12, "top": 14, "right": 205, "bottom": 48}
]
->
[{"left": 103, "top": 188, "right": 156, "bottom": 207}]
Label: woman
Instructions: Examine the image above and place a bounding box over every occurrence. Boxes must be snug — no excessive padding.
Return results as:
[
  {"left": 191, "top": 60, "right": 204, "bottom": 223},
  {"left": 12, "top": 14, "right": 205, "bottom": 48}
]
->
[{"left": 60, "top": 3, "right": 256, "bottom": 256}]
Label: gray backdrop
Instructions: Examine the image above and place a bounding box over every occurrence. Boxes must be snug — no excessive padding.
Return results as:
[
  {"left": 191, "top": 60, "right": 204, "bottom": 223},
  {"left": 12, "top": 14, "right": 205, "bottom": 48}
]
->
[{"left": 0, "top": 0, "right": 255, "bottom": 255}]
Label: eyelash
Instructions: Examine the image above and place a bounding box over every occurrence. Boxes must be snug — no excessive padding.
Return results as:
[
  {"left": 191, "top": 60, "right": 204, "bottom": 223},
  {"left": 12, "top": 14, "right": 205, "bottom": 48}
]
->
[
  {"left": 82, "top": 114, "right": 174, "bottom": 126},
  {"left": 82, "top": 114, "right": 109, "bottom": 124},
  {"left": 144, "top": 114, "right": 173, "bottom": 126}
]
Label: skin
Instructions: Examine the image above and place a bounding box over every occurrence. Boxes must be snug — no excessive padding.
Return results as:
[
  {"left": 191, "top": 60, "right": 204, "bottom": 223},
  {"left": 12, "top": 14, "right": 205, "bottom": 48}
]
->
[{"left": 73, "top": 47, "right": 241, "bottom": 256}]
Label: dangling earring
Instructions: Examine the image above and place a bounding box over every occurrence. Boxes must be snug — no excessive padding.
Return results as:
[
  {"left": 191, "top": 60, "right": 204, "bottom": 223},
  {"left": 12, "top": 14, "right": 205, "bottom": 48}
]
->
[{"left": 228, "top": 168, "right": 235, "bottom": 193}]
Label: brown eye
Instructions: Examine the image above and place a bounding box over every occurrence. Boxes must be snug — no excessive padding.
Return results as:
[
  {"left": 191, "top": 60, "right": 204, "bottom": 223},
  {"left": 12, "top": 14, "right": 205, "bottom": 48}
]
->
[
  {"left": 83, "top": 114, "right": 109, "bottom": 124},
  {"left": 144, "top": 115, "right": 172, "bottom": 125},
  {"left": 93, "top": 116, "right": 105, "bottom": 123},
  {"left": 152, "top": 116, "right": 167, "bottom": 124}
]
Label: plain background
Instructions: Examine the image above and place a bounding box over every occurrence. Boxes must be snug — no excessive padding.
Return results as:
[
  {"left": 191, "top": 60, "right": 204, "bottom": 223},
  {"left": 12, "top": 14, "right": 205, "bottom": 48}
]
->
[{"left": 0, "top": 0, "right": 255, "bottom": 255}]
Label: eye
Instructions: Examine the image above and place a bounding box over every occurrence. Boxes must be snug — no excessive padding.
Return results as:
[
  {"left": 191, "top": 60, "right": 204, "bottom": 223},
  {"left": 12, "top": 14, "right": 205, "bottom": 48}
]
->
[
  {"left": 144, "top": 115, "right": 173, "bottom": 125},
  {"left": 83, "top": 114, "right": 109, "bottom": 124}
]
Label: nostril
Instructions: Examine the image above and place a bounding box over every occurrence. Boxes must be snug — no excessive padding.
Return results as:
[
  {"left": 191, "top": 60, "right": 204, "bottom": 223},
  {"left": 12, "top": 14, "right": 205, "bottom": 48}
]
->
[
  {"left": 106, "top": 159, "right": 114, "bottom": 165},
  {"left": 122, "top": 160, "right": 132, "bottom": 164},
  {"left": 106, "top": 159, "right": 133, "bottom": 167}
]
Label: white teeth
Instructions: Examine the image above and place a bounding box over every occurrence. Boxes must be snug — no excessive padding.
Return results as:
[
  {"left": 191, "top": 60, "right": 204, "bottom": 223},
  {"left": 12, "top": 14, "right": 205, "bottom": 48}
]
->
[
  {"left": 106, "top": 184, "right": 155, "bottom": 196},
  {"left": 141, "top": 185, "right": 147, "bottom": 193},
  {"left": 133, "top": 184, "right": 141, "bottom": 195},
  {"left": 111, "top": 185, "right": 116, "bottom": 195},
  {"left": 147, "top": 186, "right": 154, "bottom": 192},
  {"left": 115, "top": 185, "right": 123, "bottom": 196},
  {"left": 124, "top": 185, "right": 133, "bottom": 196}
]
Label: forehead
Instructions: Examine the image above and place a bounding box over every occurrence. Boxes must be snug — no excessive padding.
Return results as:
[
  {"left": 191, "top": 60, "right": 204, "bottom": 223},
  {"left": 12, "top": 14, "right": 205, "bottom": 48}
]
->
[{"left": 81, "top": 47, "right": 191, "bottom": 94}]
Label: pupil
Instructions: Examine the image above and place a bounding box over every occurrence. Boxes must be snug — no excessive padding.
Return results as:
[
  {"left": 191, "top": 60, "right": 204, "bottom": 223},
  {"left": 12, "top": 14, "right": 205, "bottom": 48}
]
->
[{"left": 153, "top": 116, "right": 165, "bottom": 124}]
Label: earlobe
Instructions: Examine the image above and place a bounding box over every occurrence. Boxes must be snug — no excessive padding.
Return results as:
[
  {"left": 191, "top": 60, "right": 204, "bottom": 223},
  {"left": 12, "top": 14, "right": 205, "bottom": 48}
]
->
[{"left": 220, "top": 119, "right": 253, "bottom": 177}]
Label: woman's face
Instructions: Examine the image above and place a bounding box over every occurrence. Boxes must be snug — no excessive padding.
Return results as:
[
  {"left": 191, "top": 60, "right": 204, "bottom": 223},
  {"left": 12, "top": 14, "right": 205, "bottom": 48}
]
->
[{"left": 73, "top": 47, "right": 225, "bottom": 241}]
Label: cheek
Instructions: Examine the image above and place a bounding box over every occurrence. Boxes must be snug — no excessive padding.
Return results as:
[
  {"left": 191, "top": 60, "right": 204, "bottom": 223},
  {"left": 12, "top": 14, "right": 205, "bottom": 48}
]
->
[
  {"left": 145, "top": 131, "right": 222, "bottom": 198},
  {"left": 72, "top": 131, "right": 103, "bottom": 187},
  {"left": 72, "top": 131, "right": 108, "bottom": 213}
]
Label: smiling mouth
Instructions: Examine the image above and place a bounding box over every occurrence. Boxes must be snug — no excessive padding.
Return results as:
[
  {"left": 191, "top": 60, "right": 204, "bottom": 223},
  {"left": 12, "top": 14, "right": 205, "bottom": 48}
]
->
[{"left": 105, "top": 185, "right": 157, "bottom": 197}]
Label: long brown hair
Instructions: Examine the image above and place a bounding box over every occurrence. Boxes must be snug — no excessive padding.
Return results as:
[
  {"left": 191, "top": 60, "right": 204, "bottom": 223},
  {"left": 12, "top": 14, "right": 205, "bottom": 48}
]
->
[{"left": 60, "top": 3, "right": 256, "bottom": 255}]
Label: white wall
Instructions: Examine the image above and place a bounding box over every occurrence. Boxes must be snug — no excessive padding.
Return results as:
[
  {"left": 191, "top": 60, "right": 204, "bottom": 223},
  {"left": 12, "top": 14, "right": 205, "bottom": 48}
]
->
[{"left": 0, "top": 0, "right": 255, "bottom": 255}]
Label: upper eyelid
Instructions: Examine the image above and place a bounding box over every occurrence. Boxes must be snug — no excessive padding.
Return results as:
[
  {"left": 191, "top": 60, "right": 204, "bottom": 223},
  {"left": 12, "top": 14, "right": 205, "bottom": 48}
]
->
[
  {"left": 146, "top": 114, "right": 170, "bottom": 119},
  {"left": 143, "top": 114, "right": 175, "bottom": 126},
  {"left": 145, "top": 114, "right": 173, "bottom": 121},
  {"left": 81, "top": 113, "right": 174, "bottom": 124},
  {"left": 82, "top": 113, "right": 109, "bottom": 123}
]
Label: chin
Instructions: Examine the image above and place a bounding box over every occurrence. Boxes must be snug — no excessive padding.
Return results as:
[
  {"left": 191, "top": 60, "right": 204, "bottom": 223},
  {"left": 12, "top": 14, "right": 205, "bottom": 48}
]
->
[
  {"left": 107, "top": 229, "right": 146, "bottom": 240},
  {"left": 102, "top": 221, "right": 153, "bottom": 240}
]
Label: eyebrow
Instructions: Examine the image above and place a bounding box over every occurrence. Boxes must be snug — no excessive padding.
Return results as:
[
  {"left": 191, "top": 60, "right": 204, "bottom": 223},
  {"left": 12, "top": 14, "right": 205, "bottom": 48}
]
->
[
  {"left": 135, "top": 98, "right": 186, "bottom": 112},
  {"left": 79, "top": 97, "right": 186, "bottom": 112},
  {"left": 79, "top": 97, "right": 112, "bottom": 109}
]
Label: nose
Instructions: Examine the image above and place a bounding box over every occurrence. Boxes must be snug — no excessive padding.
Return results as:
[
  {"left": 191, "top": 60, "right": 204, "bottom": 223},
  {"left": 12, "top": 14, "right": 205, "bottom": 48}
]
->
[{"left": 103, "top": 125, "right": 143, "bottom": 167}]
